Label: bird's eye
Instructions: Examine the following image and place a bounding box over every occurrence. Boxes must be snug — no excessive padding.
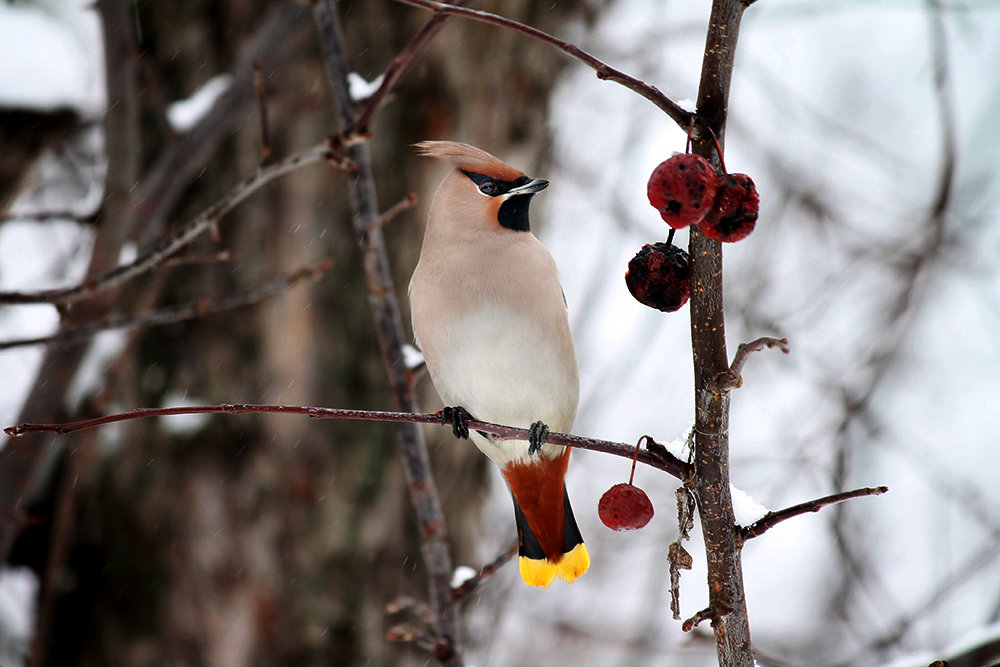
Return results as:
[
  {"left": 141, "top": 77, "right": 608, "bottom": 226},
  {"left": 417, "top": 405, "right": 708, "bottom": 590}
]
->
[{"left": 479, "top": 181, "right": 497, "bottom": 195}]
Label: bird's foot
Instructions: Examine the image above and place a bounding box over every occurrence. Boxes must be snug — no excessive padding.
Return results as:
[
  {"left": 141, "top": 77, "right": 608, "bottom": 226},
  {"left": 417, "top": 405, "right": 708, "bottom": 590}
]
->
[
  {"left": 528, "top": 421, "right": 549, "bottom": 456},
  {"left": 439, "top": 406, "right": 472, "bottom": 440}
]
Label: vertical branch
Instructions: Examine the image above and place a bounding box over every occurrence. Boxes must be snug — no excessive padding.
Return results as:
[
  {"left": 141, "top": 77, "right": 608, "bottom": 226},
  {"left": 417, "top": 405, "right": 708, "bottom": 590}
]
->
[
  {"left": 688, "top": 1, "right": 753, "bottom": 666},
  {"left": 311, "top": 3, "right": 462, "bottom": 664}
]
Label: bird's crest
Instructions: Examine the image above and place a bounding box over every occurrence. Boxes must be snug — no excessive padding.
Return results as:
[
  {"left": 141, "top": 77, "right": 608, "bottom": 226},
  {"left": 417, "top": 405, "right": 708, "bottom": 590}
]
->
[{"left": 415, "top": 140, "right": 525, "bottom": 182}]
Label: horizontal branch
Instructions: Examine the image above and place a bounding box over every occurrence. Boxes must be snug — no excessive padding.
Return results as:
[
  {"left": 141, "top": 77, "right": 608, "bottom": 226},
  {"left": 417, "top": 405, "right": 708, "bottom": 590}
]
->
[
  {"left": 0, "top": 259, "right": 333, "bottom": 351},
  {"left": 0, "top": 141, "right": 351, "bottom": 307},
  {"left": 738, "top": 485, "right": 888, "bottom": 542},
  {"left": 393, "top": 0, "right": 695, "bottom": 132},
  {"left": 5, "top": 404, "right": 691, "bottom": 479}
]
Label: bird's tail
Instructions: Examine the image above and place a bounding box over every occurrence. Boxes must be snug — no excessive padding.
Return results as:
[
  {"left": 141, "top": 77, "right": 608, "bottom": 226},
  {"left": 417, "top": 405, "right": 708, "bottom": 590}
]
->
[{"left": 513, "top": 489, "right": 590, "bottom": 588}]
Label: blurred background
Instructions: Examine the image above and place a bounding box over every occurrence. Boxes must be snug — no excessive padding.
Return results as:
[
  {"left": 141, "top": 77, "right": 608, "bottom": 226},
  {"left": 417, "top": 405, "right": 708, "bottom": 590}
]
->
[{"left": 1, "top": 1, "right": 999, "bottom": 666}]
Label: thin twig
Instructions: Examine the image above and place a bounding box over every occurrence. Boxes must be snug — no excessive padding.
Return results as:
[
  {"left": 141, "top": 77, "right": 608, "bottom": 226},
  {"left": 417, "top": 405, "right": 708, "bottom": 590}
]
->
[
  {"left": 682, "top": 606, "right": 721, "bottom": 632},
  {"left": 712, "top": 336, "right": 789, "bottom": 391},
  {"left": 738, "top": 486, "right": 889, "bottom": 542},
  {"left": 4, "top": 404, "right": 692, "bottom": 480},
  {"left": 450, "top": 539, "right": 519, "bottom": 601},
  {"left": 0, "top": 259, "right": 332, "bottom": 351},
  {"left": 347, "top": 0, "right": 470, "bottom": 138},
  {"left": 0, "top": 142, "right": 349, "bottom": 307},
  {"left": 368, "top": 193, "right": 418, "bottom": 236},
  {"left": 393, "top": 0, "right": 695, "bottom": 133}
]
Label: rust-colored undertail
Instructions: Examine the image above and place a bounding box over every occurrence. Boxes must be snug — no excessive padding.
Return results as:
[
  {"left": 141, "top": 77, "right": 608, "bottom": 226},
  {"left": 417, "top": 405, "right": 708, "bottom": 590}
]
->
[{"left": 503, "top": 450, "right": 590, "bottom": 588}]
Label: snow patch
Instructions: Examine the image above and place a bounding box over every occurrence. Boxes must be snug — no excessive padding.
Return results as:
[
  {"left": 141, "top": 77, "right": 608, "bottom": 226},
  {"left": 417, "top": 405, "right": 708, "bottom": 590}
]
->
[
  {"left": 167, "top": 74, "right": 233, "bottom": 133},
  {"left": 348, "top": 72, "right": 384, "bottom": 102},
  {"left": 450, "top": 565, "right": 477, "bottom": 588},
  {"left": 0, "top": 567, "right": 38, "bottom": 666},
  {"left": 401, "top": 344, "right": 424, "bottom": 370},
  {"left": 159, "top": 391, "right": 211, "bottom": 436},
  {"left": 730, "top": 484, "right": 769, "bottom": 527},
  {"left": 0, "top": 3, "right": 104, "bottom": 115}
]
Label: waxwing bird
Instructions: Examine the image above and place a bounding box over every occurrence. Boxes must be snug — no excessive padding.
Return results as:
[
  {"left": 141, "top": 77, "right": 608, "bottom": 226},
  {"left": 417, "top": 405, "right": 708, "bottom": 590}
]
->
[{"left": 409, "top": 141, "right": 589, "bottom": 588}]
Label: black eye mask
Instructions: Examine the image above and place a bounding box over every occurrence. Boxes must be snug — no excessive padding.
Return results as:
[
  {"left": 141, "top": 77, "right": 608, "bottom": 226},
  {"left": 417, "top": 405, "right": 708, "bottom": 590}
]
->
[{"left": 463, "top": 171, "right": 532, "bottom": 197}]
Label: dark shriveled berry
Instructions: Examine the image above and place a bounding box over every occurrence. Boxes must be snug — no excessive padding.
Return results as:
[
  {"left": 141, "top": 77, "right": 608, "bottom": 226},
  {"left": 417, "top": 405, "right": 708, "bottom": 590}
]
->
[
  {"left": 700, "top": 172, "right": 759, "bottom": 243},
  {"left": 647, "top": 154, "right": 718, "bottom": 229},
  {"left": 625, "top": 242, "right": 690, "bottom": 312},
  {"left": 599, "top": 483, "right": 654, "bottom": 531}
]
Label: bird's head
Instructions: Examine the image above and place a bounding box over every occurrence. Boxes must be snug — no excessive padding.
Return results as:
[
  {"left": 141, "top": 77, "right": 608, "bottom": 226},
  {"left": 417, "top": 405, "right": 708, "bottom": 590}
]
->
[{"left": 416, "top": 140, "right": 549, "bottom": 233}]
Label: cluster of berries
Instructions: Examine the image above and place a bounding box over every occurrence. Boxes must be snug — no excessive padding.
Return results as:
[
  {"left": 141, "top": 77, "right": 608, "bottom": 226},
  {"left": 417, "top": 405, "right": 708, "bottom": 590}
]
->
[
  {"left": 626, "top": 153, "right": 759, "bottom": 312},
  {"left": 601, "top": 153, "right": 760, "bottom": 531}
]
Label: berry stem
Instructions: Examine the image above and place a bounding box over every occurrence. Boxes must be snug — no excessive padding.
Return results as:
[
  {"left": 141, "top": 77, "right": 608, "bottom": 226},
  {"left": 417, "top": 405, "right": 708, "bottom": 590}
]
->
[
  {"left": 666, "top": 228, "right": 676, "bottom": 246},
  {"left": 629, "top": 435, "right": 646, "bottom": 485},
  {"left": 705, "top": 125, "right": 728, "bottom": 173}
]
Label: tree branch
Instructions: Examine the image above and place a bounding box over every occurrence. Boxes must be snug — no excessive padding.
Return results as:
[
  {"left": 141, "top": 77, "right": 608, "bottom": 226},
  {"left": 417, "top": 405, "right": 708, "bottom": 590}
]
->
[
  {"left": 312, "top": 2, "right": 463, "bottom": 663},
  {"left": 0, "top": 142, "right": 349, "bottom": 307},
  {"left": 393, "top": 0, "right": 695, "bottom": 132},
  {"left": 449, "top": 540, "right": 518, "bottom": 602},
  {"left": 4, "top": 404, "right": 691, "bottom": 480},
  {"left": 346, "top": 0, "right": 470, "bottom": 138},
  {"left": 688, "top": 1, "right": 754, "bottom": 665},
  {"left": 738, "top": 486, "right": 888, "bottom": 542},
  {"left": 0, "top": 259, "right": 333, "bottom": 351},
  {"left": 713, "top": 336, "right": 789, "bottom": 391}
]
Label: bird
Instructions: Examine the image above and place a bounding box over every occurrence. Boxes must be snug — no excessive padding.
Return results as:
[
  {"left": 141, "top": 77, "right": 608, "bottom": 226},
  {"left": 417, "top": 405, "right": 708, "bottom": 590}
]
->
[{"left": 408, "top": 141, "right": 589, "bottom": 588}]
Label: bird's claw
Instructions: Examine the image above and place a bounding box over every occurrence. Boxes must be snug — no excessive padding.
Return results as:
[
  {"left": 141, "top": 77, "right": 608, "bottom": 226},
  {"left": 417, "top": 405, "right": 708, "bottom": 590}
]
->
[
  {"left": 528, "top": 421, "right": 549, "bottom": 456},
  {"left": 440, "top": 406, "right": 471, "bottom": 440}
]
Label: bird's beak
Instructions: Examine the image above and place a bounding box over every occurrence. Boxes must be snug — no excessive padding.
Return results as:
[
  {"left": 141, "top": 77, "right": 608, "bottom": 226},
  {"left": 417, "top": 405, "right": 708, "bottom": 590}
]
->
[{"left": 507, "top": 178, "right": 549, "bottom": 196}]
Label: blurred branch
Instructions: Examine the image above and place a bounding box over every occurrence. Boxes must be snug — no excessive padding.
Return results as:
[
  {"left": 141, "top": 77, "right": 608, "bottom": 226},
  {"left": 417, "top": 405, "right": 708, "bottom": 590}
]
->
[
  {"left": 253, "top": 60, "right": 273, "bottom": 165},
  {"left": 5, "top": 404, "right": 692, "bottom": 479},
  {"left": 131, "top": 3, "right": 314, "bottom": 245},
  {"left": 0, "top": 210, "right": 98, "bottom": 224},
  {"left": 0, "top": 142, "right": 349, "bottom": 306},
  {"left": 826, "top": 0, "right": 960, "bottom": 649},
  {"left": 393, "top": 0, "right": 696, "bottom": 133},
  {"left": 346, "top": 0, "right": 469, "bottom": 137},
  {"left": 0, "top": 0, "right": 143, "bottom": 564},
  {"left": 0, "top": 259, "right": 333, "bottom": 351},
  {"left": 738, "top": 486, "right": 888, "bottom": 542},
  {"left": 450, "top": 539, "right": 519, "bottom": 601},
  {"left": 311, "top": 2, "right": 462, "bottom": 664}
]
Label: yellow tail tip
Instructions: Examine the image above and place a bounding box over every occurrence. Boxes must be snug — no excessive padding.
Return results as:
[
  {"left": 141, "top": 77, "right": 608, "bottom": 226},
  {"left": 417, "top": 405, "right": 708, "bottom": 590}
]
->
[{"left": 518, "top": 543, "right": 590, "bottom": 588}]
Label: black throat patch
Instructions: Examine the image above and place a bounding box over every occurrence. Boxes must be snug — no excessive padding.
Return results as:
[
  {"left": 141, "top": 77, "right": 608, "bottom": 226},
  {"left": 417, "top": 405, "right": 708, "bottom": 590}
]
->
[{"left": 498, "top": 195, "right": 533, "bottom": 232}]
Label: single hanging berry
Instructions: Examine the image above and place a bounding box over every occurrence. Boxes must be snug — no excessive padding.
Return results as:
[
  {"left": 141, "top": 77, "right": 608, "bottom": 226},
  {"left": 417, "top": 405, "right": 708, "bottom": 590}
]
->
[
  {"left": 625, "top": 241, "right": 690, "bottom": 312},
  {"left": 700, "top": 172, "right": 759, "bottom": 242},
  {"left": 647, "top": 154, "right": 718, "bottom": 229},
  {"left": 598, "top": 436, "right": 654, "bottom": 531},
  {"left": 599, "top": 482, "right": 655, "bottom": 531}
]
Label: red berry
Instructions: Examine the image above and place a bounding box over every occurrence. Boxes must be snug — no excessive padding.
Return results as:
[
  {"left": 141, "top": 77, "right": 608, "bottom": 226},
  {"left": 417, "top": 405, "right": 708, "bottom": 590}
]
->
[
  {"left": 625, "top": 242, "right": 690, "bottom": 312},
  {"left": 647, "top": 154, "right": 718, "bottom": 229},
  {"left": 700, "top": 173, "right": 759, "bottom": 242},
  {"left": 599, "top": 483, "right": 654, "bottom": 531}
]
